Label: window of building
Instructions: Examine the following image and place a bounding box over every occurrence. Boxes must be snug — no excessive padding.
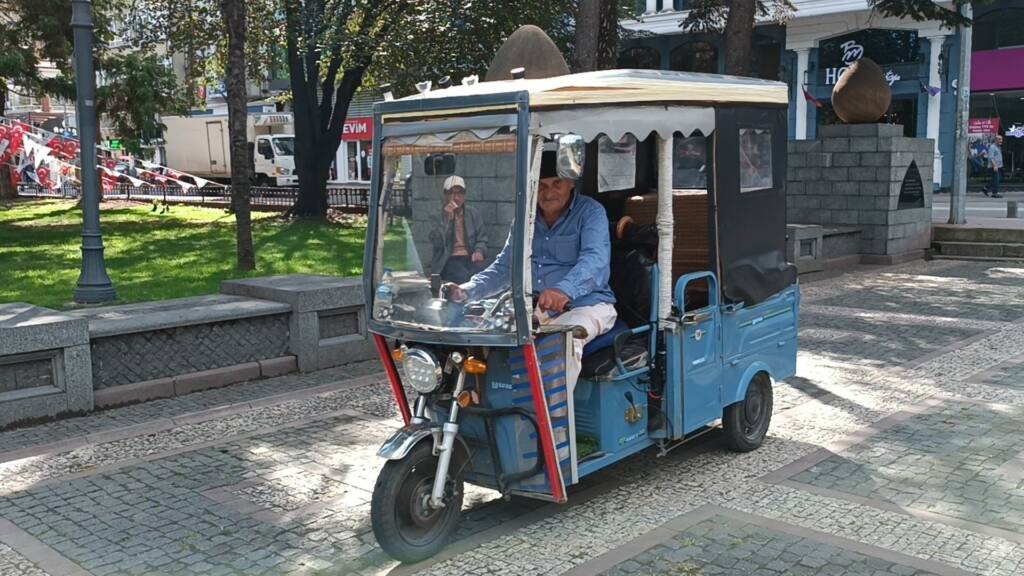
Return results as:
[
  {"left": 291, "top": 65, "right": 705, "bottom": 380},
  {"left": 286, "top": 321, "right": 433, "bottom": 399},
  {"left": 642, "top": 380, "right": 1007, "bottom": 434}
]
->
[
  {"left": 750, "top": 36, "right": 782, "bottom": 80},
  {"left": 618, "top": 47, "right": 661, "bottom": 70},
  {"left": 341, "top": 141, "right": 371, "bottom": 182},
  {"left": 669, "top": 42, "right": 718, "bottom": 74},
  {"left": 974, "top": 9, "right": 1024, "bottom": 51},
  {"left": 739, "top": 128, "right": 773, "bottom": 192}
]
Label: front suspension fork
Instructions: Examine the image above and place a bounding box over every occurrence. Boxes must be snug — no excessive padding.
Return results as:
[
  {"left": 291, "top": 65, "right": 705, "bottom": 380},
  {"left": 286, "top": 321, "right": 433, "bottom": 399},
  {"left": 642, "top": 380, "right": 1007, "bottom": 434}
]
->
[{"left": 429, "top": 367, "right": 466, "bottom": 509}]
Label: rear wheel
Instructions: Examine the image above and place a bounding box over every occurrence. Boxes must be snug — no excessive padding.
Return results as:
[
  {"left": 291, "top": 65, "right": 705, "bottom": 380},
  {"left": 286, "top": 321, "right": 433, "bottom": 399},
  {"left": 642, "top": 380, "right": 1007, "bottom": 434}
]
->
[
  {"left": 723, "top": 373, "right": 773, "bottom": 452},
  {"left": 371, "top": 441, "right": 464, "bottom": 563}
]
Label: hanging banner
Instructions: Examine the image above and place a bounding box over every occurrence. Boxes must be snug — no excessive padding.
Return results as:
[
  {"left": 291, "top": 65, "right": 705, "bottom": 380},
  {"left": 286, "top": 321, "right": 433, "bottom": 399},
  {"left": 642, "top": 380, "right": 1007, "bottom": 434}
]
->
[{"left": 968, "top": 118, "right": 1000, "bottom": 134}]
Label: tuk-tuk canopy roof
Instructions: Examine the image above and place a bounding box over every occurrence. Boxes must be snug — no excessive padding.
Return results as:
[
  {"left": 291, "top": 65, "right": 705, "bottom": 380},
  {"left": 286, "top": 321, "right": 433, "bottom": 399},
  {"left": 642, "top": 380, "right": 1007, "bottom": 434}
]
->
[{"left": 394, "top": 69, "right": 789, "bottom": 109}]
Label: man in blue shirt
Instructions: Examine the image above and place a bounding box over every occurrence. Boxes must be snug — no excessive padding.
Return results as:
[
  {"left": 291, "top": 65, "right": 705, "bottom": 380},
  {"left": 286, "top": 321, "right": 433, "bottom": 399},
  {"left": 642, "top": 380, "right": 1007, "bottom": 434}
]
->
[{"left": 445, "top": 150, "right": 618, "bottom": 351}]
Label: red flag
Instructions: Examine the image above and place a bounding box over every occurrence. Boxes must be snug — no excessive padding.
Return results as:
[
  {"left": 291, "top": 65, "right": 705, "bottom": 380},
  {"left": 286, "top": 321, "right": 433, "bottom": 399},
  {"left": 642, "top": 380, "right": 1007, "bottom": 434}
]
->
[{"left": 802, "top": 87, "right": 824, "bottom": 109}]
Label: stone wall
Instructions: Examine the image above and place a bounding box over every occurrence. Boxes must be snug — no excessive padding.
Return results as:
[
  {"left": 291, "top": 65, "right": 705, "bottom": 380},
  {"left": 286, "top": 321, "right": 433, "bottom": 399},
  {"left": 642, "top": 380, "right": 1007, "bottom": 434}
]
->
[
  {"left": 89, "top": 314, "right": 290, "bottom": 389},
  {"left": 407, "top": 152, "right": 517, "bottom": 274},
  {"left": 787, "top": 124, "right": 934, "bottom": 259}
]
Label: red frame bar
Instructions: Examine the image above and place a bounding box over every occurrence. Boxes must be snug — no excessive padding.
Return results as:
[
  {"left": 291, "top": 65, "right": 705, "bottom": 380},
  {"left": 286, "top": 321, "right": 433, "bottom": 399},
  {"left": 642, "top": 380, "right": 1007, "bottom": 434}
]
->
[
  {"left": 373, "top": 334, "right": 411, "bottom": 425},
  {"left": 523, "top": 343, "right": 567, "bottom": 504}
]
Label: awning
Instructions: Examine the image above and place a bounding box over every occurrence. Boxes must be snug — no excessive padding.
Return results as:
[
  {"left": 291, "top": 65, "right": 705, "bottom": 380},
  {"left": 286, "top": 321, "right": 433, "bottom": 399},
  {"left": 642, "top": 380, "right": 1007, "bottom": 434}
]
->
[{"left": 530, "top": 106, "right": 715, "bottom": 142}]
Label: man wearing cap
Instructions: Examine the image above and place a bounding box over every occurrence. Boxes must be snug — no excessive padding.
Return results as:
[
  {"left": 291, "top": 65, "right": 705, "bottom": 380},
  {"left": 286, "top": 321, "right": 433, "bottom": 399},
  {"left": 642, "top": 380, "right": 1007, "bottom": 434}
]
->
[
  {"left": 445, "top": 151, "right": 617, "bottom": 381},
  {"left": 430, "top": 175, "right": 490, "bottom": 284}
]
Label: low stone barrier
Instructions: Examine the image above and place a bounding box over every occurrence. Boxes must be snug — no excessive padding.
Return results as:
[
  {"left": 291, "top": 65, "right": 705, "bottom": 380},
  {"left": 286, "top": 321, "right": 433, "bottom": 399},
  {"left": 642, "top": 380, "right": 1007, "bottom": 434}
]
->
[{"left": 0, "top": 275, "right": 378, "bottom": 428}]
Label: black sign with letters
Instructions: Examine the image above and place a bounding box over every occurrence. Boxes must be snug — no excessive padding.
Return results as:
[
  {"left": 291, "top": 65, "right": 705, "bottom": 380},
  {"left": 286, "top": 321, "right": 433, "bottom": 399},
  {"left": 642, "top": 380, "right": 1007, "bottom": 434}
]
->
[{"left": 898, "top": 160, "right": 925, "bottom": 209}]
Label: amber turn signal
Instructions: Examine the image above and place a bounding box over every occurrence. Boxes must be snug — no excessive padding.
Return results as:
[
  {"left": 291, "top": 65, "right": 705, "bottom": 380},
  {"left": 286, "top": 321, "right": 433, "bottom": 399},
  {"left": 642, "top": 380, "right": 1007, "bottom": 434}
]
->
[
  {"left": 391, "top": 348, "right": 404, "bottom": 363},
  {"left": 464, "top": 357, "right": 487, "bottom": 375},
  {"left": 456, "top": 390, "right": 479, "bottom": 408}
]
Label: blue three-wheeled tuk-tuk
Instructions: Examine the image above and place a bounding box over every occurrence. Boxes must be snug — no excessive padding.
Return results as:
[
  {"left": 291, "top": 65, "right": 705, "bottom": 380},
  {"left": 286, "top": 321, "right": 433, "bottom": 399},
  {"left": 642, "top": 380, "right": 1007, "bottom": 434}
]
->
[{"left": 363, "top": 70, "right": 799, "bottom": 562}]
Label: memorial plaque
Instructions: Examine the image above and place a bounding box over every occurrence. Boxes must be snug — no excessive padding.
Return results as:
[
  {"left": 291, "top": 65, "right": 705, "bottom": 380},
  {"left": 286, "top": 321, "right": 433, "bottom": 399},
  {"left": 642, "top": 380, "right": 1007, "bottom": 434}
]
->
[{"left": 897, "top": 160, "right": 925, "bottom": 209}]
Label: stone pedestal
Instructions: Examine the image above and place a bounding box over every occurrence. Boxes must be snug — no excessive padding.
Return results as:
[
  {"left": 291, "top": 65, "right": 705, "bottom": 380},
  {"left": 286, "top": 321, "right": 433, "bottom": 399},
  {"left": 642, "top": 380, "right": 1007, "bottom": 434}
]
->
[
  {"left": 221, "top": 275, "right": 376, "bottom": 372},
  {"left": 787, "top": 124, "right": 934, "bottom": 263},
  {"left": 786, "top": 224, "right": 824, "bottom": 274},
  {"left": 0, "top": 303, "right": 93, "bottom": 427}
]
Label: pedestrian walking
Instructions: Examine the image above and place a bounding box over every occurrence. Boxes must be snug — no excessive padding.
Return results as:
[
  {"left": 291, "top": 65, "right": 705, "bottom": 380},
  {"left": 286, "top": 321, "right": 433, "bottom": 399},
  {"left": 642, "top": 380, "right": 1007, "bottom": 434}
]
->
[{"left": 983, "top": 135, "right": 1005, "bottom": 198}]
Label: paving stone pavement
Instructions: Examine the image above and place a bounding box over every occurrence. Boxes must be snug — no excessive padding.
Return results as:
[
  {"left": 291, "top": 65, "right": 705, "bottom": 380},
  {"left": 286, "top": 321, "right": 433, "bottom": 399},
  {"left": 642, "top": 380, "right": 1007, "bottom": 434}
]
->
[
  {"left": 0, "top": 259, "right": 1023, "bottom": 576},
  {"left": 597, "top": 512, "right": 949, "bottom": 576}
]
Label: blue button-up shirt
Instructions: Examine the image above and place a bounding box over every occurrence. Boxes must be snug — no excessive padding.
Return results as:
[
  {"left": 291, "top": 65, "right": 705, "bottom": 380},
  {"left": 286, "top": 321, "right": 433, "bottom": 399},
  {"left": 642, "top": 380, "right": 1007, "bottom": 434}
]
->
[{"left": 462, "top": 192, "right": 616, "bottom": 308}]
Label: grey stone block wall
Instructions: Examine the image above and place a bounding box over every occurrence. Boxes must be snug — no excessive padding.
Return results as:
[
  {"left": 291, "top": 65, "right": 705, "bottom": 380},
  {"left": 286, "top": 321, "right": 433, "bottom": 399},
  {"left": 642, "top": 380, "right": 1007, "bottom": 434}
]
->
[
  {"left": 787, "top": 124, "right": 933, "bottom": 257},
  {"left": 408, "top": 152, "right": 517, "bottom": 274},
  {"left": 0, "top": 303, "right": 93, "bottom": 428},
  {"left": 88, "top": 314, "right": 290, "bottom": 389}
]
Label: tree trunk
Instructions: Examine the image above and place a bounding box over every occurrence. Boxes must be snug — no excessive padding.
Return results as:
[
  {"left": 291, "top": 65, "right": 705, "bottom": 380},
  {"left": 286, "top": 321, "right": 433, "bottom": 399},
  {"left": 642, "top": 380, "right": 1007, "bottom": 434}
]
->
[
  {"left": 723, "top": 0, "right": 756, "bottom": 76},
  {"left": 220, "top": 0, "right": 255, "bottom": 270},
  {"left": 596, "top": 0, "right": 619, "bottom": 70},
  {"left": 574, "top": 0, "right": 600, "bottom": 72}
]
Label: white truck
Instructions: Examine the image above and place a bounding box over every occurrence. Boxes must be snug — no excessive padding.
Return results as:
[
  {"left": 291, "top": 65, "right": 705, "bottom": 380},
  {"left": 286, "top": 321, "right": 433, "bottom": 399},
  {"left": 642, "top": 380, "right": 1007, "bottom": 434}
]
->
[{"left": 161, "top": 112, "right": 298, "bottom": 186}]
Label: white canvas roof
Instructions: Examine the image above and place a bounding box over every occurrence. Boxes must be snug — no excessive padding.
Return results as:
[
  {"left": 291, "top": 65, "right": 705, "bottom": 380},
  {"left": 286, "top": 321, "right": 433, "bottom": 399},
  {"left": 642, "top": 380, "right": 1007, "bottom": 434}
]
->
[{"left": 393, "top": 69, "right": 789, "bottom": 110}]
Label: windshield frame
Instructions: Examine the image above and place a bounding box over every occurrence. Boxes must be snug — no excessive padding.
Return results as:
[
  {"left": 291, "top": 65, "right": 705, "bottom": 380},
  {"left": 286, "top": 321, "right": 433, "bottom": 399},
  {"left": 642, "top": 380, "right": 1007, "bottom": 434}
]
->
[
  {"left": 364, "top": 91, "right": 532, "bottom": 347},
  {"left": 272, "top": 136, "right": 295, "bottom": 156}
]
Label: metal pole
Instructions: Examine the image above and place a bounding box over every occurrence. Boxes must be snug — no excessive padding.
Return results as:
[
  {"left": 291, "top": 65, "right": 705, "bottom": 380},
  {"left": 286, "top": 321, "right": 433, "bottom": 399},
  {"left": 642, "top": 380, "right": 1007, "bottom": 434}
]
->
[
  {"left": 949, "top": 3, "right": 972, "bottom": 225},
  {"left": 72, "top": 0, "right": 116, "bottom": 303}
]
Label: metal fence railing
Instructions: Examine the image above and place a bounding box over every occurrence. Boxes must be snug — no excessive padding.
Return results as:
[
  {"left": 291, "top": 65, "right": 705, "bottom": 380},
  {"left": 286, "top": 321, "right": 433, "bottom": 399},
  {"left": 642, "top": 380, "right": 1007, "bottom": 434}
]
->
[{"left": 14, "top": 183, "right": 408, "bottom": 214}]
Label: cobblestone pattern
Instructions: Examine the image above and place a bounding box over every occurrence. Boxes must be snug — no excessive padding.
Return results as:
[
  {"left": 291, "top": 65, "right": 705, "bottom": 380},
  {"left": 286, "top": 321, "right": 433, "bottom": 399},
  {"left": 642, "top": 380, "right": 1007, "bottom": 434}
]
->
[
  {"left": 602, "top": 514, "right": 940, "bottom": 576},
  {"left": 90, "top": 314, "right": 291, "bottom": 388},
  {"left": 0, "top": 360, "right": 382, "bottom": 458},
  {"left": 0, "top": 260, "right": 1023, "bottom": 576},
  {"left": 791, "top": 400, "right": 1024, "bottom": 533},
  {"left": 0, "top": 541, "right": 49, "bottom": 576},
  {"left": 0, "top": 356, "right": 54, "bottom": 393},
  {"left": 969, "top": 353, "right": 1024, "bottom": 389},
  {"left": 799, "top": 310, "right": 981, "bottom": 367}
]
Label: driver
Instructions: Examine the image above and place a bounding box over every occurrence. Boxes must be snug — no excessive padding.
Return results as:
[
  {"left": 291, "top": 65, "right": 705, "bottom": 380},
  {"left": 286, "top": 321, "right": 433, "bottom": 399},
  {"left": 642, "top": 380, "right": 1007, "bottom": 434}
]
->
[{"left": 445, "top": 150, "right": 617, "bottom": 378}]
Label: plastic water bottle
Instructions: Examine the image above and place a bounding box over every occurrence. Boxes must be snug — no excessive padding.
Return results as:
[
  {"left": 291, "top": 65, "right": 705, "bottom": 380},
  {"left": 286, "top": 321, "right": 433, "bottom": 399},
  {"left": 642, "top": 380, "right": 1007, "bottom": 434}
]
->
[{"left": 375, "top": 268, "right": 395, "bottom": 319}]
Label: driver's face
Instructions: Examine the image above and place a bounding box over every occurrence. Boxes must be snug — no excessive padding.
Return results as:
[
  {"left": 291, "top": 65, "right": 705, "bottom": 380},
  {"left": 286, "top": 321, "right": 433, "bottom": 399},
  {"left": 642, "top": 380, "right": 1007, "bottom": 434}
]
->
[{"left": 538, "top": 177, "right": 574, "bottom": 216}]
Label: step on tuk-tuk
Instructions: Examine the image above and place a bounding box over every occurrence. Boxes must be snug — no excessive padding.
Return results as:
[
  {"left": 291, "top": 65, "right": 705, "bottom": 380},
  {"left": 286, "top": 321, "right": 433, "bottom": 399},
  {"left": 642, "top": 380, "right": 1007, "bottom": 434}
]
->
[{"left": 363, "top": 69, "right": 799, "bottom": 563}]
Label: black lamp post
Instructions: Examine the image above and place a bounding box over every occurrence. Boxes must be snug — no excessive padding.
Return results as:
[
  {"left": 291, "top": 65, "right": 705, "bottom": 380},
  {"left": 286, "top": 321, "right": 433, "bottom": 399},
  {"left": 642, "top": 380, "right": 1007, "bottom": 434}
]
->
[{"left": 71, "top": 0, "right": 116, "bottom": 303}]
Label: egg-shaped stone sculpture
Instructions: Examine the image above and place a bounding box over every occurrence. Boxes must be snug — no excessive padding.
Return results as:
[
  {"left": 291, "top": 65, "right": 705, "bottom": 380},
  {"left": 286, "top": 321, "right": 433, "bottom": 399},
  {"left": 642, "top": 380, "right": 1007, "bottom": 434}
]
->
[
  {"left": 485, "top": 25, "right": 570, "bottom": 82},
  {"left": 831, "top": 58, "right": 892, "bottom": 124}
]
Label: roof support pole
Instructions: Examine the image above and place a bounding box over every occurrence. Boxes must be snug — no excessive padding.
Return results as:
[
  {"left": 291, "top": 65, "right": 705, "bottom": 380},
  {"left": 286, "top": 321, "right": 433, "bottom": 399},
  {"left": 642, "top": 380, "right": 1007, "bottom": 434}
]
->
[{"left": 657, "top": 133, "right": 673, "bottom": 322}]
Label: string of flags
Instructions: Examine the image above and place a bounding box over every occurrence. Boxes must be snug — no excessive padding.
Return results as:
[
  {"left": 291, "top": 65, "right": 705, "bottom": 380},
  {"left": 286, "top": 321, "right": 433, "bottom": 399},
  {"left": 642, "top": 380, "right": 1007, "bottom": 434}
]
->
[
  {"left": 0, "top": 115, "right": 225, "bottom": 192},
  {"left": 802, "top": 81, "right": 942, "bottom": 110}
]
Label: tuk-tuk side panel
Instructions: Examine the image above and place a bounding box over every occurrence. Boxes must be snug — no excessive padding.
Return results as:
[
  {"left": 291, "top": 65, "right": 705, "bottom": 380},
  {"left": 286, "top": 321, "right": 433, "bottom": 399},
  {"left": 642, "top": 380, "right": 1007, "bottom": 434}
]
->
[{"left": 720, "top": 283, "right": 799, "bottom": 406}]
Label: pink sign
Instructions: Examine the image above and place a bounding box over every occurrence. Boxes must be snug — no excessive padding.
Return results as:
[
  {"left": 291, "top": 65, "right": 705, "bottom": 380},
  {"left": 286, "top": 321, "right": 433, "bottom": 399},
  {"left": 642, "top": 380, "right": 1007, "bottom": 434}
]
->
[
  {"left": 969, "top": 118, "right": 1000, "bottom": 135},
  {"left": 972, "top": 48, "right": 1024, "bottom": 92}
]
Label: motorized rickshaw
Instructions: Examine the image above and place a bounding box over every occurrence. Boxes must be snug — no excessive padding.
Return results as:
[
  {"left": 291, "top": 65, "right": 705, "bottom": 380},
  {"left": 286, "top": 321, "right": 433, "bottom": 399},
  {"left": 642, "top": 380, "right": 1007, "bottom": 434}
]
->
[{"left": 363, "top": 69, "right": 799, "bottom": 562}]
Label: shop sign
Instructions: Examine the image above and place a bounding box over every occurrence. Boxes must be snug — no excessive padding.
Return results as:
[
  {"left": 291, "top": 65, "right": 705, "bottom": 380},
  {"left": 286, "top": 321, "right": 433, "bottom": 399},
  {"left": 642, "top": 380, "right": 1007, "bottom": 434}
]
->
[
  {"left": 968, "top": 118, "right": 1000, "bottom": 134},
  {"left": 819, "top": 30, "right": 919, "bottom": 86},
  {"left": 1006, "top": 125, "right": 1024, "bottom": 138},
  {"left": 342, "top": 118, "right": 373, "bottom": 141}
]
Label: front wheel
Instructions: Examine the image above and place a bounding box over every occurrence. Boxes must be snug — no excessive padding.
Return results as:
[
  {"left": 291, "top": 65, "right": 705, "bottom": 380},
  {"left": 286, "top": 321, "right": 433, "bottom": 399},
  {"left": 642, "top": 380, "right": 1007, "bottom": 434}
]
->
[
  {"left": 371, "top": 441, "right": 464, "bottom": 563},
  {"left": 723, "top": 373, "right": 773, "bottom": 452}
]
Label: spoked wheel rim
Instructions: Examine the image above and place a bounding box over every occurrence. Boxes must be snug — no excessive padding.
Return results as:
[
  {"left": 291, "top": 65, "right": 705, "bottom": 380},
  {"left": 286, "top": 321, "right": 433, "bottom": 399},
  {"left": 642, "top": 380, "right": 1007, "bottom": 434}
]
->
[
  {"left": 740, "top": 381, "right": 770, "bottom": 440},
  {"left": 392, "top": 458, "right": 459, "bottom": 547}
]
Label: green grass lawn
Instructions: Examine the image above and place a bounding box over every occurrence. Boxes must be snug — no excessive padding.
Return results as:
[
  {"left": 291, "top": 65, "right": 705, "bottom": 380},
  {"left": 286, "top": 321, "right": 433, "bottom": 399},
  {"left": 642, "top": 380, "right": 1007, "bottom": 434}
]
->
[{"left": 0, "top": 199, "right": 384, "bottom": 309}]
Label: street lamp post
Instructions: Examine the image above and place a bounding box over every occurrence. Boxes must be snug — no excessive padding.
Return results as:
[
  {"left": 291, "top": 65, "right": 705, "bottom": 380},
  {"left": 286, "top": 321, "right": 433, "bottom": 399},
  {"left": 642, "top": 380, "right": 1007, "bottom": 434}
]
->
[{"left": 71, "top": 0, "right": 116, "bottom": 303}]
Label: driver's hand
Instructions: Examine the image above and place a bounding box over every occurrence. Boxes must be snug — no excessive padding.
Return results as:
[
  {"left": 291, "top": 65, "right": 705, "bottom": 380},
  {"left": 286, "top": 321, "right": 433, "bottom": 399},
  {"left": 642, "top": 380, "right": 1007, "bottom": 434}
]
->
[
  {"left": 537, "top": 288, "right": 570, "bottom": 313},
  {"left": 443, "top": 282, "right": 468, "bottom": 303}
]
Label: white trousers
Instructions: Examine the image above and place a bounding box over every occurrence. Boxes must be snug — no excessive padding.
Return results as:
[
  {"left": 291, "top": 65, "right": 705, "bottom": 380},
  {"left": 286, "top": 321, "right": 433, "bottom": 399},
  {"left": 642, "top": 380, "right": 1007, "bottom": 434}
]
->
[{"left": 537, "top": 302, "right": 618, "bottom": 390}]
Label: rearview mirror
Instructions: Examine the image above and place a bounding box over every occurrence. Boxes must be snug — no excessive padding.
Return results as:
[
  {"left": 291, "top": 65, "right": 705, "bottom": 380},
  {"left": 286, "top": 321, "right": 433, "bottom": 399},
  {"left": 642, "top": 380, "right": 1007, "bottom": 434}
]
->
[
  {"left": 556, "top": 134, "right": 585, "bottom": 180},
  {"left": 425, "top": 153, "right": 456, "bottom": 176}
]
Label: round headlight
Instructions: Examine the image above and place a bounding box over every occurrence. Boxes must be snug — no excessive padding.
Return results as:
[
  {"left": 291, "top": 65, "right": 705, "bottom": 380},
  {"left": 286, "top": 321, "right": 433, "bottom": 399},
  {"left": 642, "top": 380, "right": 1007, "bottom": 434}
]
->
[{"left": 402, "top": 348, "right": 442, "bottom": 394}]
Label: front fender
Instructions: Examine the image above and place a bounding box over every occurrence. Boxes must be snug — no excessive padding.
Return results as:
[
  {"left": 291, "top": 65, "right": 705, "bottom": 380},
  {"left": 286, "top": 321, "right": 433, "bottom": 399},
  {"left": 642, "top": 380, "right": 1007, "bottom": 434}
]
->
[{"left": 377, "top": 422, "right": 441, "bottom": 460}]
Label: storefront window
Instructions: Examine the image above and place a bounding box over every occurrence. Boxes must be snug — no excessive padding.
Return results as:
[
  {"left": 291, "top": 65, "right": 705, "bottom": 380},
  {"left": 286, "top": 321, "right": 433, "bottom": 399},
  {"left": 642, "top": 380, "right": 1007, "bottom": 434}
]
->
[
  {"left": 816, "top": 99, "right": 917, "bottom": 137},
  {"left": 750, "top": 36, "right": 782, "bottom": 81},
  {"left": 669, "top": 42, "right": 718, "bottom": 74},
  {"left": 969, "top": 91, "right": 1024, "bottom": 184},
  {"left": 619, "top": 47, "right": 661, "bottom": 70}
]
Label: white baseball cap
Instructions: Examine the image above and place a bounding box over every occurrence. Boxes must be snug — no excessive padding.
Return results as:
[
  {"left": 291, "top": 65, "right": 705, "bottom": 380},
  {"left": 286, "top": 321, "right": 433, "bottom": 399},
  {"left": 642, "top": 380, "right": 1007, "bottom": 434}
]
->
[{"left": 443, "top": 175, "right": 466, "bottom": 191}]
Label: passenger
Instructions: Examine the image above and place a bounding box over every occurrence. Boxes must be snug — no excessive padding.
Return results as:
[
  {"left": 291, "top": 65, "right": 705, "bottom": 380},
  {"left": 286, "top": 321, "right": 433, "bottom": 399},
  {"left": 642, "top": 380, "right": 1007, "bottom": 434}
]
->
[
  {"left": 445, "top": 151, "right": 617, "bottom": 382},
  {"left": 429, "top": 175, "right": 489, "bottom": 284}
]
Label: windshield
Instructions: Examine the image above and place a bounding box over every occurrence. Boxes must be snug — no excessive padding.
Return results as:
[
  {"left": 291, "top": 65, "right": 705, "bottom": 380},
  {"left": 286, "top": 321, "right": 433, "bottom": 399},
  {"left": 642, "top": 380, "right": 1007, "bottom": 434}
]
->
[
  {"left": 272, "top": 137, "right": 295, "bottom": 156},
  {"left": 371, "top": 126, "right": 518, "bottom": 334}
]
